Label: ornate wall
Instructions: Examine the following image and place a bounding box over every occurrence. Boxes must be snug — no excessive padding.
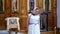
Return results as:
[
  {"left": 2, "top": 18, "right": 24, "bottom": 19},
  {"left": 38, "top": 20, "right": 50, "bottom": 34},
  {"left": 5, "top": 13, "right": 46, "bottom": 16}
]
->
[{"left": 0, "top": 0, "right": 56, "bottom": 33}]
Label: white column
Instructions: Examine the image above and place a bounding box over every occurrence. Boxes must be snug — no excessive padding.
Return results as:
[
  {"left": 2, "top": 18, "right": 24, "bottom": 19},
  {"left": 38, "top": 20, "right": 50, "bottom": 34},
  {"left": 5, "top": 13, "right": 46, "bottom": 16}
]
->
[
  {"left": 3, "top": 0, "right": 4, "bottom": 11},
  {"left": 27, "top": 0, "right": 30, "bottom": 12},
  {"left": 43, "top": 0, "right": 45, "bottom": 11},
  {"left": 34, "top": 0, "right": 36, "bottom": 8},
  {"left": 49, "top": 0, "right": 51, "bottom": 10}
]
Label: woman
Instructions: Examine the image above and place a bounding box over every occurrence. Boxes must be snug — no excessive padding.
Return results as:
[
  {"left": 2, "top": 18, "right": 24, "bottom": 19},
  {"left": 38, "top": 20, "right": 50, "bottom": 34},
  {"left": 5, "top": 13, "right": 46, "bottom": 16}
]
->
[{"left": 27, "top": 7, "right": 40, "bottom": 34}]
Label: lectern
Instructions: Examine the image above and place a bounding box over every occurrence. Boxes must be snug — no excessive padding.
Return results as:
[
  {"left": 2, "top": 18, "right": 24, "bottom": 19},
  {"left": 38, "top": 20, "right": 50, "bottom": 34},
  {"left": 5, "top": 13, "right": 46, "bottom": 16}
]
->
[{"left": 5, "top": 17, "right": 20, "bottom": 34}]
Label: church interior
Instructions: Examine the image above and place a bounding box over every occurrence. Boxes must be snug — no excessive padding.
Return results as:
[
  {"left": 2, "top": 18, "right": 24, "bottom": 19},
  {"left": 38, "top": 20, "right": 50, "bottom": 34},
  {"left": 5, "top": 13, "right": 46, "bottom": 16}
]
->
[{"left": 0, "top": 0, "right": 58, "bottom": 34}]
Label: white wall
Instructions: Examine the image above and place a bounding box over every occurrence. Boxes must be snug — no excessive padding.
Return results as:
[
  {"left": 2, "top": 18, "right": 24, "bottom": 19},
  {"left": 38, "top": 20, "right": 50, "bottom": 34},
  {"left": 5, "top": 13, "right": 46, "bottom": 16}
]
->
[{"left": 57, "top": 0, "right": 60, "bottom": 28}]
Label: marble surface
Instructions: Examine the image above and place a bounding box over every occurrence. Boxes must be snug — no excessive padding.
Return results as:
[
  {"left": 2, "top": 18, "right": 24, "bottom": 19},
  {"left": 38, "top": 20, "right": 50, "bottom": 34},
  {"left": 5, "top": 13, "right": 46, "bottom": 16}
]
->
[
  {"left": 57, "top": 0, "right": 60, "bottom": 28},
  {"left": 0, "top": 30, "right": 22, "bottom": 34}
]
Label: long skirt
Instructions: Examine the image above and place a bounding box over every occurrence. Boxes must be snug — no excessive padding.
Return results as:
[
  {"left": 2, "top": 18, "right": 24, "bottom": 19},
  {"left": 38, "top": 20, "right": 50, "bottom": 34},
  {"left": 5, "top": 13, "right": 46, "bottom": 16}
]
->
[{"left": 28, "top": 24, "right": 40, "bottom": 34}]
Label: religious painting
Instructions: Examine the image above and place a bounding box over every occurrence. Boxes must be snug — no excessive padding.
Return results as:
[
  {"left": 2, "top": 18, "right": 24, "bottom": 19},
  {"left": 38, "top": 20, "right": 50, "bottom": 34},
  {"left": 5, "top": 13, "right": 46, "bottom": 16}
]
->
[
  {"left": 28, "top": 0, "right": 34, "bottom": 13},
  {"left": 40, "top": 0, "right": 50, "bottom": 31},
  {"left": 12, "top": 0, "right": 19, "bottom": 13},
  {"left": 0, "top": 0, "right": 4, "bottom": 14},
  {"left": 9, "top": 19, "right": 17, "bottom": 25},
  {"left": 43, "top": 0, "right": 50, "bottom": 13},
  {"left": 29, "top": 0, "right": 34, "bottom": 10},
  {"left": 40, "top": 14, "right": 47, "bottom": 31},
  {"left": 5, "top": 17, "right": 20, "bottom": 30},
  {"left": 45, "top": 0, "right": 49, "bottom": 12}
]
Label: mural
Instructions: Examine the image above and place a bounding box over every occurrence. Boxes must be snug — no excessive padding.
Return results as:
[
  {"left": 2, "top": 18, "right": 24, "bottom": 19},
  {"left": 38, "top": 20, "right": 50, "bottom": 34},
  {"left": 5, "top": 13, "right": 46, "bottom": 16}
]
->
[
  {"left": 13, "top": 0, "right": 17, "bottom": 13},
  {"left": 0, "top": 0, "right": 3, "bottom": 13},
  {"left": 9, "top": 19, "right": 17, "bottom": 25},
  {"left": 45, "top": 0, "right": 49, "bottom": 12},
  {"left": 29, "top": 0, "right": 34, "bottom": 11},
  {"left": 40, "top": 0, "right": 49, "bottom": 31}
]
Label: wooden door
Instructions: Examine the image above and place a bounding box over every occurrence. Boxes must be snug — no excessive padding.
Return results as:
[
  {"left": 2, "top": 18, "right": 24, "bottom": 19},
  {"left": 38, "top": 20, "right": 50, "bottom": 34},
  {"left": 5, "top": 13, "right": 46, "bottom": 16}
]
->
[
  {"left": 10, "top": 0, "right": 27, "bottom": 32},
  {"left": 37, "top": 0, "right": 57, "bottom": 31},
  {"left": 48, "top": 0, "right": 56, "bottom": 31},
  {"left": 0, "top": 0, "right": 56, "bottom": 32},
  {"left": 0, "top": 0, "right": 10, "bottom": 30},
  {"left": 19, "top": 0, "right": 27, "bottom": 32}
]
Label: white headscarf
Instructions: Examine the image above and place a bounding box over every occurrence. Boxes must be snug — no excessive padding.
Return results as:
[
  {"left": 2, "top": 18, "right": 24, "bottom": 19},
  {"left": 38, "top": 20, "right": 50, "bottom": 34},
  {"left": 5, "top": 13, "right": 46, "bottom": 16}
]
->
[
  {"left": 34, "top": 7, "right": 38, "bottom": 10},
  {"left": 31, "top": 7, "right": 39, "bottom": 12},
  {"left": 33, "top": 7, "right": 39, "bottom": 12}
]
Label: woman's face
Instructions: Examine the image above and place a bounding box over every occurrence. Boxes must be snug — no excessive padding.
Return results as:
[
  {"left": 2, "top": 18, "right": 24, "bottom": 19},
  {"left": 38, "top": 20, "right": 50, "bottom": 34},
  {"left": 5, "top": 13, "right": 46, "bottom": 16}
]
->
[
  {"left": 31, "top": 11, "right": 35, "bottom": 14},
  {"left": 31, "top": 9, "right": 39, "bottom": 15},
  {"left": 35, "top": 10, "right": 39, "bottom": 15}
]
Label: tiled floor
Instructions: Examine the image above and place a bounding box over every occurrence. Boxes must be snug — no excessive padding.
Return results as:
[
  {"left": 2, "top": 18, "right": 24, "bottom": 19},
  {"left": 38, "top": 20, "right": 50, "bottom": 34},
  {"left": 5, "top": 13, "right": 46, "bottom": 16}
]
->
[{"left": 0, "top": 30, "right": 23, "bottom": 34}]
